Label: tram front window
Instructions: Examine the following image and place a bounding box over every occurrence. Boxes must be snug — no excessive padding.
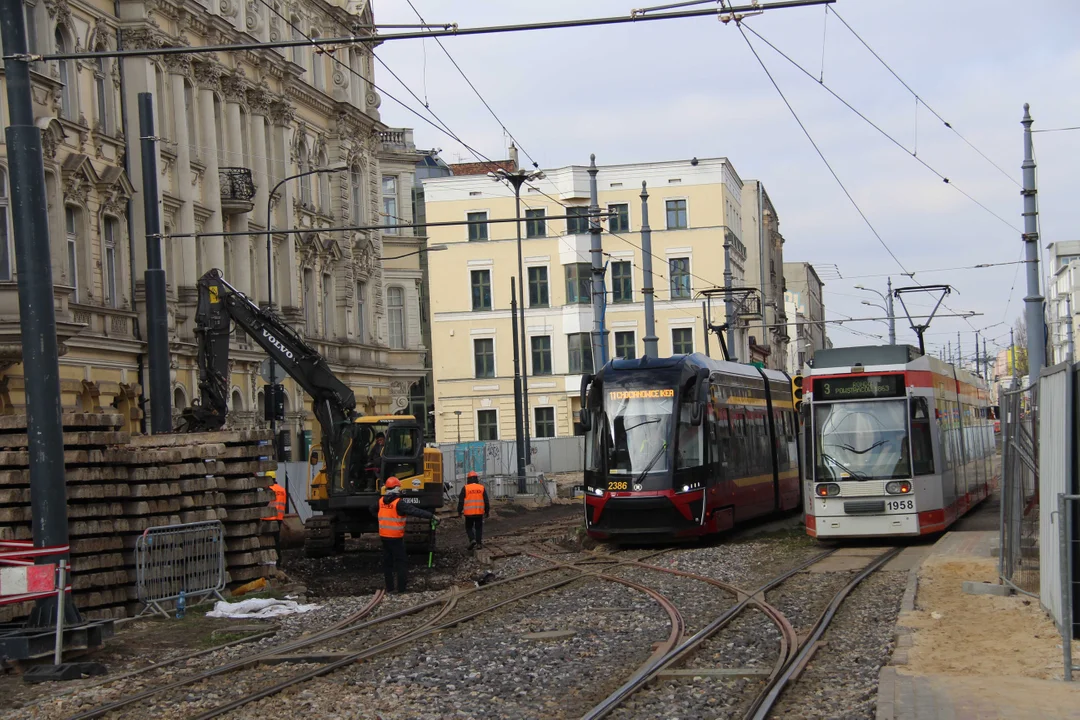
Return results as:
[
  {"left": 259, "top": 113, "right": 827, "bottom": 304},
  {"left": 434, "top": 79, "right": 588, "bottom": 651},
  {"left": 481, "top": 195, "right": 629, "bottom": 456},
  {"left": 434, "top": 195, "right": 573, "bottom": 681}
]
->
[
  {"left": 814, "top": 400, "right": 910, "bottom": 481},
  {"left": 604, "top": 391, "right": 674, "bottom": 476}
]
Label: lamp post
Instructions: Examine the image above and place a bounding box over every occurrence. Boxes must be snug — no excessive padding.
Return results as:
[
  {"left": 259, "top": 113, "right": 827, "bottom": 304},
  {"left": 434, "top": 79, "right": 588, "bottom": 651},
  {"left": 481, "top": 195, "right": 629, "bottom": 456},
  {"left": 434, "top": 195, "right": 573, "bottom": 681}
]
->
[
  {"left": 855, "top": 278, "right": 895, "bottom": 344},
  {"left": 454, "top": 410, "right": 462, "bottom": 443},
  {"left": 264, "top": 166, "right": 346, "bottom": 459},
  {"left": 492, "top": 168, "right": 544, "bottom": 493}
]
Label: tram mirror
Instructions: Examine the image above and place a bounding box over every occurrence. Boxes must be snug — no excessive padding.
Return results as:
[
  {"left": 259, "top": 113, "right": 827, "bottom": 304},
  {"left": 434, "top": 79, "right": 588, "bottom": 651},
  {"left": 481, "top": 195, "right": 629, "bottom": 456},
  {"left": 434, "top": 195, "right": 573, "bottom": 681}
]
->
[
  {"left": 690, "top": 401, "right": 704, "bottom": 427},
  {"left": 578, "top": 374, "right": 593, "bottom": 431}
]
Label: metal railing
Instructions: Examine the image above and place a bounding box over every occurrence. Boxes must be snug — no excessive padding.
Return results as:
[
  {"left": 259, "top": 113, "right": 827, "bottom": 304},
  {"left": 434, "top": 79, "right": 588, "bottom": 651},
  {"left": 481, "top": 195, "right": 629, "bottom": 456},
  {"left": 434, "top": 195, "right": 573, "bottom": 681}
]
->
[
  {"left": 219, "top": 167, "right": 256, "bottom": 202},
  {"left": 135, "top": 520, "right": 227, "bottom": 618},
  {"left": 1000, "top": 381, "right": 1039, "bottom": 595}
]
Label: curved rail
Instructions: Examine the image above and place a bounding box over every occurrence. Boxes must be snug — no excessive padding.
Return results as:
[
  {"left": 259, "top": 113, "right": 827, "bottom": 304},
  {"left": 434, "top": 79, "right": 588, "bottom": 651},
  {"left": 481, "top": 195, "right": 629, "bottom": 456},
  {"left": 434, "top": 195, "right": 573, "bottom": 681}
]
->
[
  {"left": 745, "top": 546, "right": 903, "bottom": 720},
  {"left": 582, "top": 549, "right": 835, "bottom": 720}
]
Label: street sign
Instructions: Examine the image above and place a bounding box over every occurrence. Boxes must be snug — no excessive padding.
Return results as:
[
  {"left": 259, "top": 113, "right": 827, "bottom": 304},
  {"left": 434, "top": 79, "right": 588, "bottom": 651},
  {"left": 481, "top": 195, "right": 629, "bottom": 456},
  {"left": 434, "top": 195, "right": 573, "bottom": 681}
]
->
[{"left": 260, "top": 357, "right": 275, "bottom": 383}]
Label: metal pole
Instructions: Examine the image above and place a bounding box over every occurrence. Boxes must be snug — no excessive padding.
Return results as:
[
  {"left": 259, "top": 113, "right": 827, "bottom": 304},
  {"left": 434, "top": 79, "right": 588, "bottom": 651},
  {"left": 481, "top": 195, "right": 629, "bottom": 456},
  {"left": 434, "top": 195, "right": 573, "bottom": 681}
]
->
[
  {"left": 587, "top": 155, "right": 606, "bottom": 369},
  {"left": 1022, "top": 104, "right": 1047, "bottom": 378},
  {"left": 1068, "top": 293, "right": 1076, "bottom": 365},
  {"left": 640, "top": 183, "right": 659, "bottom": 357},
  {"left": 510, "top": 277, "right": 527, "bottom": 489},
  {"left": 138, "top": 94, "right": 172, "bottom": 433},
  {"left": 887, "top": 277, "right": 896, "bottom": 345},
  {"left": 724, "top": 231, "right": 735, "bottom": 361},
  {"left": 0, "top": 1, "right": 79, "bottom": 628},
  {"left": 703, "top": 301, "right": 710, "bottom": 358},
  {"left": 513, "top": 183, "right": 531, "bottom": 478},
  {"left": 455, "top": 410, "right": 461, "bottom": 443},
  {"left": 1011, "top": 328, "right": 1017, "bottom": 379},
  {"left": 985, "top": 337, "right": 989, "bottom": 379},
  {"left": 758, "top": 184, "right": 768, "bottom": 362},
  {"left": 958, "top": 331, "right": 963, "bottom": 370},
  {"left": 53, "top": 559, "right": 66, "bottom": 664}
]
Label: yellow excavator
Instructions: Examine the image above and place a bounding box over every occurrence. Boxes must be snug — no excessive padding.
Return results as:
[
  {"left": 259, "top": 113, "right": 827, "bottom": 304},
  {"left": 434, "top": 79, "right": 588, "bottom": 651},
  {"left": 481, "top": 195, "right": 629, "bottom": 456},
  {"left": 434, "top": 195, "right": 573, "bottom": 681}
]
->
[{"left": 179, "top": 269, "right": 444, "bottom": 557}]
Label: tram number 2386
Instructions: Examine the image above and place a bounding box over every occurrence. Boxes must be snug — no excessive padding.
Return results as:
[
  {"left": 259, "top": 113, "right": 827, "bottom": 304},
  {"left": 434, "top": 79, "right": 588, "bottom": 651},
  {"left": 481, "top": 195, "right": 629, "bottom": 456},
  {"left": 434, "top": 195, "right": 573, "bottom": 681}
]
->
[
  {"left": 607, "top": 481, "right": 629, "bottom": 491},
  {"left": 887, "top": 499, "right": 914, "bottom": 511}
]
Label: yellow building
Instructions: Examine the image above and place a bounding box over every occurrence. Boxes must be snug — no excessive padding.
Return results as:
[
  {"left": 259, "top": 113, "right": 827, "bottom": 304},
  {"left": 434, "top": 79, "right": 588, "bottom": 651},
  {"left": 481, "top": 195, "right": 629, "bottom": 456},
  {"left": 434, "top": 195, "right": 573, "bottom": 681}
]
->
[{"left": 424, "top": 157, "right": 756, "bottom": 443}]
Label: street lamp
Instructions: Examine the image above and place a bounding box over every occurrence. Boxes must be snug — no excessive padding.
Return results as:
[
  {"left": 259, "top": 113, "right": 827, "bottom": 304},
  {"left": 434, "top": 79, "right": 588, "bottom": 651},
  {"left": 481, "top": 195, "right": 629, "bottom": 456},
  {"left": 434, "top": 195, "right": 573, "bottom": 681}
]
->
[
  {"left": 264, "top": 165, "right": 347, "bottom": 468},
  {"left": 492, "top": 167, "right": 544, "bottom": 493},
  {"left": 855, "top": 278, "right": 895, "bottom": 345},
  {"left": 454, "top": 410, "right": 462, "bottom": 443}
]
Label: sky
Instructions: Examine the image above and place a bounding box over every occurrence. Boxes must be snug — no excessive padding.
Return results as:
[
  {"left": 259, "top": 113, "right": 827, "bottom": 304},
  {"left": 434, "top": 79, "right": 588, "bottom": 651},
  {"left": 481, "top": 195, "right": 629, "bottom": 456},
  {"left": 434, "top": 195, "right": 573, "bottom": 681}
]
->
[{"left": 371, "top": 0, "right": 1080, "bottom": 363}]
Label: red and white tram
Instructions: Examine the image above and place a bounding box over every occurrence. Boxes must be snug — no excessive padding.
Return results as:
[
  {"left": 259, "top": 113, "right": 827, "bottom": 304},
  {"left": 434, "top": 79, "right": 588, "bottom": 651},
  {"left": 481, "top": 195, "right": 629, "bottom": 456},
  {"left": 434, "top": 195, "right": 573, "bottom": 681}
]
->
[{"left": 804, "top": 345, "right": 996, "bottom": 539}]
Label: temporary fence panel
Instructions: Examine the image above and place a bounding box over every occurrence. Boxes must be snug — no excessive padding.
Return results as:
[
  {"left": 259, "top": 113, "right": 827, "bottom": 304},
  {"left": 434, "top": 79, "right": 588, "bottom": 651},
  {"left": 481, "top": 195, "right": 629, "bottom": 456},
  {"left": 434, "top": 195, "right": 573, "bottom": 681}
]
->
[
  {"left": 278, "top": 461, "right": 315, "bottom": 522},
  {"left": 1000, "top": 381, "right": 1040, "bottom": 596},
  {"left": 1040, "top": 364, "right": 1072, "bottom": 623},
  {"left": 135, "top": 520, "right": 227, "bottom": 618},
  {"left": 437, "top": 437, "right": 584, "bottom": 485}
]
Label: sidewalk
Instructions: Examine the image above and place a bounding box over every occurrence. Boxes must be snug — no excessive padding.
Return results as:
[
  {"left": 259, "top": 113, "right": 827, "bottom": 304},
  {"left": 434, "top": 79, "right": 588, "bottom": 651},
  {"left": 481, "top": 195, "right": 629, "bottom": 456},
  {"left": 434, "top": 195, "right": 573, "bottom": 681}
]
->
[{"left": 877, "top": 524, "right": 1080, "bottom": 719}]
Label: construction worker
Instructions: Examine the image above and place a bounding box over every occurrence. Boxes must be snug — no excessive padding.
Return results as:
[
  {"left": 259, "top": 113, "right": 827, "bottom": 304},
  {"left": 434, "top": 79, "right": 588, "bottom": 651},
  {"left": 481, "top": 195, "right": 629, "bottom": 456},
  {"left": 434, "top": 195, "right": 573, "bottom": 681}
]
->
[
  {"left": 268, "top": 471, "right": 286, "bottom": 564},
  {"left": 457, "top": 471, "right": 490, "bottom": 550},
  {"left": 377, "top": 477, "right": 436, "bottom": 594}
]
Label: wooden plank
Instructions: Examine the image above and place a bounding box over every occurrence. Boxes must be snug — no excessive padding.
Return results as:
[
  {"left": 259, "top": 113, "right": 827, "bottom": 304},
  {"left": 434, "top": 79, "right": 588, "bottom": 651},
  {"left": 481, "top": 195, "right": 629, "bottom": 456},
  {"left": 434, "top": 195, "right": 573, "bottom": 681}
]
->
[
  {"left": 0, "top": 413, "right": 125, "bottom": 431},
  {"left": 0, "top": 431, "right": 130, "bottom": 449},
  {"left": 222, "top": 506, "right": 275, "bottom": 522}
]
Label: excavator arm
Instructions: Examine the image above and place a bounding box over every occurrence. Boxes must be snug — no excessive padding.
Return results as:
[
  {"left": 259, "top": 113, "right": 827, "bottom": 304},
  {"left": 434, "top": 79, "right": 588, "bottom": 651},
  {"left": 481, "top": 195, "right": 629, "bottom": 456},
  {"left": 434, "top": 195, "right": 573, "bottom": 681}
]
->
[{"left": 177, "top": 270, "right": 357, "bottom": 466}]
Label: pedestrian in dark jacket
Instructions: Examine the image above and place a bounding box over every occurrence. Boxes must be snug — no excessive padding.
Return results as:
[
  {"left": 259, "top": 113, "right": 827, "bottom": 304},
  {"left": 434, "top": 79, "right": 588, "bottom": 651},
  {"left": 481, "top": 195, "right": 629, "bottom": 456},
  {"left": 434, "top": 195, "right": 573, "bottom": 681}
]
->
[
  {"left": 457, "top": 471, "right": 490, "bottom": 550},
  {"left": 376, "top": 477, "right": 435, "bottom": 593}
]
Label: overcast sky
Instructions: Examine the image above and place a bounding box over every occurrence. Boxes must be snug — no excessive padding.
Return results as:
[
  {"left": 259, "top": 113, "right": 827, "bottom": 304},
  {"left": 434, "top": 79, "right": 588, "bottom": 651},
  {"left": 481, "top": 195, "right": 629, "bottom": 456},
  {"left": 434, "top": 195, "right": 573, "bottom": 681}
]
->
[{"left": 373, "top": 0, "right": 1080, "bottom": 362}]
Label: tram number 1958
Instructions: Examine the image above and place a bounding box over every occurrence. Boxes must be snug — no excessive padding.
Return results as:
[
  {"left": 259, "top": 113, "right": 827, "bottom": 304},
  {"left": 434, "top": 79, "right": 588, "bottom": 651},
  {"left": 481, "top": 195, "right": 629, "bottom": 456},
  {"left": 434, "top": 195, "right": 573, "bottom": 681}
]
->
[
  {"left": 607, "top": 481, "right": 629, "bottom": 491},
  {"left": 886, "top": 499, "right": 914, "bottom": 511}
]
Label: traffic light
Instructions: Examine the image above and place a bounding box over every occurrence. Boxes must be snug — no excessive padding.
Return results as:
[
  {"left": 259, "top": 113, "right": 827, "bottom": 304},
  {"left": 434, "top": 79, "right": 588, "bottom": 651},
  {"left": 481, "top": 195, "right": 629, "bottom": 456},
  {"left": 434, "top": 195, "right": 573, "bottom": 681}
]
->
[
  {"left": 792, "top": 375, "right": 804, "bottom": 411},
  {"left": 264, "top": 383, "right": 285, "bottom": 422}
]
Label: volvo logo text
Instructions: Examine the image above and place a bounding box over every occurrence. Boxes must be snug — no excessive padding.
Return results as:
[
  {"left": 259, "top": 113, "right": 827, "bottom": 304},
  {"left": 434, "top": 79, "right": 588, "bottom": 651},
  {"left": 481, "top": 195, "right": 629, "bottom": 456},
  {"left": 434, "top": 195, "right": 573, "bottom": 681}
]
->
[{"left": 261, "top": 329, "right": 295, "bottom": 359}]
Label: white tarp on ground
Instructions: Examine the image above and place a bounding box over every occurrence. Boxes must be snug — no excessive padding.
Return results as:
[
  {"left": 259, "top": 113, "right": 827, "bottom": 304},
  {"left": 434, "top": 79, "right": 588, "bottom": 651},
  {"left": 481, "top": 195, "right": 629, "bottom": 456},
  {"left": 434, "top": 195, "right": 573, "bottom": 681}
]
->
[{"left": 205, "top": 598, "right": 321, "bottom": 619}]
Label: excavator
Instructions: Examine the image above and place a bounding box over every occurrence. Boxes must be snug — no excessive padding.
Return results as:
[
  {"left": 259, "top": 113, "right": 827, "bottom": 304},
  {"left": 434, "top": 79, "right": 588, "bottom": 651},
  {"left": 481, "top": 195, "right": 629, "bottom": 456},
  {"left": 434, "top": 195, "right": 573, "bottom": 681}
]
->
[{"left": 178, "top": 269, "right": 444, "bottom": 557}]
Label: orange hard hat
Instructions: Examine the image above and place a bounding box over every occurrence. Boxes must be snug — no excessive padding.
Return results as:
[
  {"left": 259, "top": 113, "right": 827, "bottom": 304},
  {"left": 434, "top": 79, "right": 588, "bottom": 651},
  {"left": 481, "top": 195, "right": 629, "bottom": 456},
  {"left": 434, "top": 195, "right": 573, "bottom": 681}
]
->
[
  {"left": 467, "top": 471, "right": 479, "bottom": 479},
  {"left": 385, "top": 477, "right": 401, "bottom": 489}
]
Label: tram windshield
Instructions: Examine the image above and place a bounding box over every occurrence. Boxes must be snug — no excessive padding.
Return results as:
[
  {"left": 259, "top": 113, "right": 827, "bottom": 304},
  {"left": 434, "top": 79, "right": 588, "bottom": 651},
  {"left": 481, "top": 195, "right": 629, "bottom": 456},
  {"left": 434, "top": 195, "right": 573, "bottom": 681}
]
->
[
  {"left": 603, "top": 390, "right": 675, "bottom": 476},
  {"left": 814, "top": 400, "right": 910, "bottom": 481}
]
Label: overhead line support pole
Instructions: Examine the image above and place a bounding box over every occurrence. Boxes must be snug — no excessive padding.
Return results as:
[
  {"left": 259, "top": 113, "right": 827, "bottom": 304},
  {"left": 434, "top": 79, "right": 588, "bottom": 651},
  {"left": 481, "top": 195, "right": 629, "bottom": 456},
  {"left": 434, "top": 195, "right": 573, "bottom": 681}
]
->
[
  {"left": 588, "top": 155, "right": 607, "bottom": 370},
  {"left": 640, "top": 183, "right": 659, "bottom": 357},
  {"left": 1021, "top": 104, "right": 1046, "bottom": 378}
]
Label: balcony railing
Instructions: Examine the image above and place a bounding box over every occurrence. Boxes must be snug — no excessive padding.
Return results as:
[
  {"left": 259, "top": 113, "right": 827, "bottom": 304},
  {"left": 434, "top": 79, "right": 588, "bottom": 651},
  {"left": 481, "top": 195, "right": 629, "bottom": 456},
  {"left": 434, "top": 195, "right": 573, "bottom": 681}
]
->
[{"left": 219, "top": 167, "right": 255, "bottom": 214}]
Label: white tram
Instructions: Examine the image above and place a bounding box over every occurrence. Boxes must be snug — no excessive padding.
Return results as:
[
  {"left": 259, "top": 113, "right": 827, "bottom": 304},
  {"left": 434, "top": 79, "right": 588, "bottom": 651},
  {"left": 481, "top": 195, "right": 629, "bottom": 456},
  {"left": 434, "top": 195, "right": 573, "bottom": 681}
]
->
[{"left": 804, "top": 345, "right": 995, "bottom": 539}]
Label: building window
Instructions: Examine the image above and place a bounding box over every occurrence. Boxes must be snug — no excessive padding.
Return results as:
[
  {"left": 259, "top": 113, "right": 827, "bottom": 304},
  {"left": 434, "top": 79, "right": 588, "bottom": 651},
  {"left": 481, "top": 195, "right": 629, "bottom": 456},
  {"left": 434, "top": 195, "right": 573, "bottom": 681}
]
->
[
  {"left": 351, "top": 169, "right": 363, "bottom": 221},
  {"left": 213, "top": 95, "right": 226, "bottom": 166},
  {"left": 65, "top": 207, "right": 79, "bottom": 301},
  {"left": 104, "top": 217, "right": 119, "bottom": 308},
  {"left": 525, "top": 208, "right": 546, "bottom": 238},
  {"left": 94, "top": 59, "right": 109, "bottom": 134},
  {"left": 290, "top": 17, "right": 305, "bottom": 67},
  {"left": 155, "top": 67, "right": 171, "bottom": 140},
  {"left": 665, "top": 199, "right": 687, "bottom": 229},
  {"left": 473, "top": 338, "right": 495, "bottom": 378},
  {"left": 611, "top": 261, "right": 632, "bottom": 303},
  {"left": 303, "top": 268, "right": 315, "bottom": 333},
  {"left": 531, "top": 336, "right": 552, "bottom": 376},
  {"left": 477, "top": 409, "right": 498, "bottom": 441},
  {"left": 184, "top": 81, "right": 198, "bottom": 159},
  {"left": 356, "top": 281, "right": 366, "bottom": 342},
  {"left": 318, "top": 151, "right": 330, "bottom": 212},
  {"left": 528, "top": 266, "right": 548, "bottom": 307},
  {"left": 566, "top": 206, "right": 589, "bottom": 235},
  {"left": 568, "top": 333, "right": 593, "bottom": 374},
  {"left": 672, "top": 328, "right": 693, "bottom": 354},
  {"left": 0, "top": 169, "right": 11, "bottom": 280},
  {"left": 310, "top": 30, "right": 324, "bottom": 90},
  {"left": 565, "top": 263, "right": 591, "bottom": 305},
  {"left": 467, "top": 211, "right": 488, "bottom": 241},
  {"left": 55, "top": 28, "right": 76, "bottom": 120},
  {"left": 669, "top": 257, "right": 691, "bottom": 299},
  {"left": 615, "top": 331, "right": 636, "bottom": 360},
  {"left": 382, "top": 175, "right": 398, "bottom": 227},
  {"left": 24, "top": 4, "right": 38, "bottom": 54},
  {"left": 388, "top": 286, "right": 405, "bottom": 349},
  {"left": 471, "top": 269, "right": 492, "bottom": 311},
  {"left": 608, "top": 203, "right": 630, "bottom": 233},
  {"left": 321, "top": 272, "right": 333, "bottom": 337},
  {"left": 535, "top": 407, "right": 555, "bottom": 438}
]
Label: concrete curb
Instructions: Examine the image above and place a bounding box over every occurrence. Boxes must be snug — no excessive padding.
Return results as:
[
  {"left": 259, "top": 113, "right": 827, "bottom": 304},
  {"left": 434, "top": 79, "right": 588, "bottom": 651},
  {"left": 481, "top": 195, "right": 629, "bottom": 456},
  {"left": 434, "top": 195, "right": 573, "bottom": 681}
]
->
[{"left": 877, "top": 555, "right": 921, "bottom": 719}]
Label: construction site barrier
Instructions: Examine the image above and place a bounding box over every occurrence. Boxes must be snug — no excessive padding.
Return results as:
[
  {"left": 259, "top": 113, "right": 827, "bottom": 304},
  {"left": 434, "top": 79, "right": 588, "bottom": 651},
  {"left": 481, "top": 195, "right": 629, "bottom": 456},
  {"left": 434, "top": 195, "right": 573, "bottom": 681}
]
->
[{"left": 135, "top": 520, "right": 226, "bottom": 618}]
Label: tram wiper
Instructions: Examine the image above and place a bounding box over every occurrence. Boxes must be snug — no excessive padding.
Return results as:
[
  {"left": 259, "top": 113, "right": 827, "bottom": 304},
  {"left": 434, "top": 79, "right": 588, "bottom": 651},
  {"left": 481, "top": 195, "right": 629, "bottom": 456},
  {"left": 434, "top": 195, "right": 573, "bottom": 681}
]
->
[
  {"left": 635, "top": 441, "right": 668, "bottom": 486},
  {"left": 835, "top": 440, "right": 888, "bottom": 455},
  {"left": 821, "top": 452, "right": 868, "bottom": 481},
  {"left": 623, "top": 419, "right": 660, "bottom": 432}
]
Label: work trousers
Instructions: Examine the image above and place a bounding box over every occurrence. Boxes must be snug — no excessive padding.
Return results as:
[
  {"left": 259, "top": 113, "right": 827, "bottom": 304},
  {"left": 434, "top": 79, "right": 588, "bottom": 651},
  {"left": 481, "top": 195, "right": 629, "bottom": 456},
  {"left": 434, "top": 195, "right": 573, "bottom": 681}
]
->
[
  {"left": 464, "top": 516, "right": 484, "bottom": 545},
  {"left": 381, "top": 537, "right": 408, "bottom": 593}
]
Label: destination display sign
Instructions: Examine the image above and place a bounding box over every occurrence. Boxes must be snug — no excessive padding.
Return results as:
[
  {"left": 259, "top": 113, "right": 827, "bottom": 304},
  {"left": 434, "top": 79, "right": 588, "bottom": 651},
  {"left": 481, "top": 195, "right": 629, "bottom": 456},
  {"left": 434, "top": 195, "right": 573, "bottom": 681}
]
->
[
  {"left": 608, "top": 388, "right": 675, "bottom": 400},
  {"left": 815, "top": 374, "right": 905, "bottom": 401}
]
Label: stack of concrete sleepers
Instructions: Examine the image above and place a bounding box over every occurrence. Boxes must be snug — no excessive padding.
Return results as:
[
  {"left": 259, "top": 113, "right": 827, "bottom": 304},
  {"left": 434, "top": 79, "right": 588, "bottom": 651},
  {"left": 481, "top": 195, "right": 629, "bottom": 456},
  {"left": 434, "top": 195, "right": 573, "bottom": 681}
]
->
[{"left": 0, "top": 415, "right": 278, "bottom": 623}]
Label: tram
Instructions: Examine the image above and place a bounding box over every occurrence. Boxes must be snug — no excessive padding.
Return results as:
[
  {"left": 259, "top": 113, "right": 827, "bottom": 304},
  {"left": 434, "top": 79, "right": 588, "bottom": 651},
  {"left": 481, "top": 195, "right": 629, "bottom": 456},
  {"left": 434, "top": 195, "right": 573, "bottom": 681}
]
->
[
  {"left": 804, "top": 345, "right": 995, "bottom": 539},
  {"left": 582, "top": 354, "right": 801, "bottom": 541}
]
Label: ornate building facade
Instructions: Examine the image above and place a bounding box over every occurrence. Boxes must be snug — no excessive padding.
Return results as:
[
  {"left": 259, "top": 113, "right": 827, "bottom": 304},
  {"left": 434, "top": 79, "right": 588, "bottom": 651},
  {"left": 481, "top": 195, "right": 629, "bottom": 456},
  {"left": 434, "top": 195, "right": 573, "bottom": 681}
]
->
[{"left": 0, "top": 0, "right": 428, "bottom": 450}]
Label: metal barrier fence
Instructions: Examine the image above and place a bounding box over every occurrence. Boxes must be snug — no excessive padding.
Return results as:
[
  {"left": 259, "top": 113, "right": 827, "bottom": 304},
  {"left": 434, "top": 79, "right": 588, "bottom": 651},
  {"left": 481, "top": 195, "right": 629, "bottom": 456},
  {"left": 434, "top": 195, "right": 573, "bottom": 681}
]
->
[
  {"left": 1040, "top": 364, "right": 1073, "bottom": 628},
  {"left": 436, "top": 437, "right": 584, "bottom": 487},
  {"left": 1000, "top": 381, "right": 1040, "bottom": 596},
  {"left": 135, "top": 520, "right": 227, "bottom": 618}
]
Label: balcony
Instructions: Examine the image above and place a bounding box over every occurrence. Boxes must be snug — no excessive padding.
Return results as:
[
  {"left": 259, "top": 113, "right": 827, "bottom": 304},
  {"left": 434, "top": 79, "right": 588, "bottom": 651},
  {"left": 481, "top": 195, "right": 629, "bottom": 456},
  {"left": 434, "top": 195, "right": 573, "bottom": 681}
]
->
[
  {"left": 378, "top": 128, "right": 415, "bottom": 153},
  {"left": 219, "top": 167, "right": 255, "bottom": 215}
]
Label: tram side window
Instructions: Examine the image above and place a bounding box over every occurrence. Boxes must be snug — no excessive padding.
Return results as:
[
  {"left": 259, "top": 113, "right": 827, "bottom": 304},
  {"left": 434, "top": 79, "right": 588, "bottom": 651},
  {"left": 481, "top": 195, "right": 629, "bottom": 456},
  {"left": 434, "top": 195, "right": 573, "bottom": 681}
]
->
[{"left": 676, "top": 402, "right": 703, "bottom": 469}]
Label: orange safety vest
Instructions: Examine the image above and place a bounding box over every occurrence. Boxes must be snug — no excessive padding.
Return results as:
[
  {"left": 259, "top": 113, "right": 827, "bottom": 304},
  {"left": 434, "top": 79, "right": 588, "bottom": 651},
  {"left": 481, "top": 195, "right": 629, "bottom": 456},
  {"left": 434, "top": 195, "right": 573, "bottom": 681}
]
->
[
  {"left": 270, "top": 484, "right": 286, "bottom": 521},
  {"left": 378, "top": 498, "right": 406, "bottom": 538},
  {"left": 463, "top": 482, "right": 486, "bottom": 516}
]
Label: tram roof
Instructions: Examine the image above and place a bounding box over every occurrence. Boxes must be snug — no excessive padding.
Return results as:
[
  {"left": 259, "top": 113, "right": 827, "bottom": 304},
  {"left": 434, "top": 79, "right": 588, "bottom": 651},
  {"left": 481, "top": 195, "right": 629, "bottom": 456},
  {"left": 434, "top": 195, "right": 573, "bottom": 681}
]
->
[{"left": 812, "top": 345, "right": 922, "bottom": 369}]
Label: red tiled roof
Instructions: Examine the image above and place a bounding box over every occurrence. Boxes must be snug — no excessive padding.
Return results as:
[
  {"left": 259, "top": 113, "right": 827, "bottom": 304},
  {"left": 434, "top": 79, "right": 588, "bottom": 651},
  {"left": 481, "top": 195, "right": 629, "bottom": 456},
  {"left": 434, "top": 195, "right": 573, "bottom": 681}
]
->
[{"left": 447, "top": 159, "right": 516, "bottom": 176}]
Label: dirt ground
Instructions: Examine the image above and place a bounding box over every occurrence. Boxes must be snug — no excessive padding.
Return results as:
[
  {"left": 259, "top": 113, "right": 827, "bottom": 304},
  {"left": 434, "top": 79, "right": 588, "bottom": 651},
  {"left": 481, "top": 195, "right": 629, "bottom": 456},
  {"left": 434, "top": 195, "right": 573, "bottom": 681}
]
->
[{"left": 901, "top": 553, "right": 1071, "bottom": 680}]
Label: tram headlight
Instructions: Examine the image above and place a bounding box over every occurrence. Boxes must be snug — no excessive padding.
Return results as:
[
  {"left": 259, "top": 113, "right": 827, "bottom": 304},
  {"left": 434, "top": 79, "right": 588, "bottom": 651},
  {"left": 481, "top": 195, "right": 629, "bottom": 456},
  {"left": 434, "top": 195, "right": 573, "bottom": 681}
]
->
[
  {"left": 592, "top": 487, "right": 605, "bottom": 497},
  {"left": 816, "top": 483, "right": 840, "bottom": 497},
  {"left": 885, "top": 481, "right": 912, "bottom": 495}
]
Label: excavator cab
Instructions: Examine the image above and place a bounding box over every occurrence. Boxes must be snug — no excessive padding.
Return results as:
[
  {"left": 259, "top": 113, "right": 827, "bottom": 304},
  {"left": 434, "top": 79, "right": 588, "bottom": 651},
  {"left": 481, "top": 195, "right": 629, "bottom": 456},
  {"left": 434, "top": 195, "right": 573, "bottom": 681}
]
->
[{"left": 339, "top": 417, "right": 423, "bottom": 494}]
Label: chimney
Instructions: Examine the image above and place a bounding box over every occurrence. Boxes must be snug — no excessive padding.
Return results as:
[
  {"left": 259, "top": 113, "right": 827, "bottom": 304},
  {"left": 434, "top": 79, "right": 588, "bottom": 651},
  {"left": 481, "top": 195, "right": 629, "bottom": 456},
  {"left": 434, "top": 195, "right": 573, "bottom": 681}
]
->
[{"left": 508, "top": 142, "right": 519, "bottom": 171}]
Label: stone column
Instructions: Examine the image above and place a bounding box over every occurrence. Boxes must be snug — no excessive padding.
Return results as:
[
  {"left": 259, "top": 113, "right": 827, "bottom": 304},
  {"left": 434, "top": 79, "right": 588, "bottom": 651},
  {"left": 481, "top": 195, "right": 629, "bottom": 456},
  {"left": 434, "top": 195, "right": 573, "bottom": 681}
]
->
[
  {"left": 194, "top": 62, "right": 224, "bottom": 273},
  {"left": 248, "top": 87, "right": 271, "bottom": 305},
  {"left": 166, "top": 59, "right": 197, "bottom": 291},
  {"left": 269, "top": 98, "right": 298, "bottom": 308},
  {"left": 222, "top": 72, "right": 250, "bottom": 295}
]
